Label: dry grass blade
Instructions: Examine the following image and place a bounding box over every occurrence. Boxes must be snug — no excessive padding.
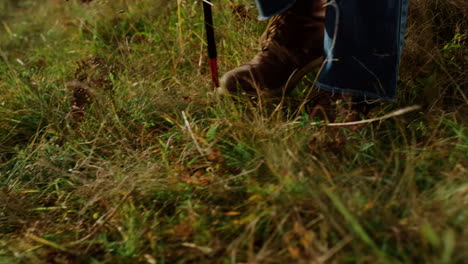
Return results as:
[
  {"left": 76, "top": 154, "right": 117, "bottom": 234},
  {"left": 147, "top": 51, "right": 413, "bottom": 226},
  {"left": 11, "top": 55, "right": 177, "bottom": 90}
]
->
[
  {"left": 317, "top": 235, "right": 353, "bottom": 263},
  {"left": 182, "top": 111, "right": 206, "bottom": 156},
  {"left": 27, "top": 234, "right": 68, "bottom": 252}
]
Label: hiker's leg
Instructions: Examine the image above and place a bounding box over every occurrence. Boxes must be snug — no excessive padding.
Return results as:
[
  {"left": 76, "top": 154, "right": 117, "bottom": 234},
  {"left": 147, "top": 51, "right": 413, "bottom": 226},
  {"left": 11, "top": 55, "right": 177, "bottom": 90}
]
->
[
  {"left": 317, "top": 0, "right": 409, "bottom": 101},
  {"left": 255, "top": 0, "right": 297, "bottom": 20}
]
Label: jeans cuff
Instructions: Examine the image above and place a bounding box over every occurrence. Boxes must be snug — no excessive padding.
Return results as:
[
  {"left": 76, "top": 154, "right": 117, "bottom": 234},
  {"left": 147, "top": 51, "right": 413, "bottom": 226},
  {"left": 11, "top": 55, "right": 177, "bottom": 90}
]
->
[
  {"left": 316, "top": 82, "right": 397, "bottom": 103},
  {"left": 257, "top": 0, "right": 297, "bottom": 20}
]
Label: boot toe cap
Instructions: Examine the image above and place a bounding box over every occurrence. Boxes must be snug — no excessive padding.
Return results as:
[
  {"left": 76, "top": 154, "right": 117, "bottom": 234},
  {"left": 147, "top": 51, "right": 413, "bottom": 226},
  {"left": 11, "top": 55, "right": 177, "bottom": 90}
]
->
[{"left": 219, "top": 65, "right": 260, "bottom": 96}]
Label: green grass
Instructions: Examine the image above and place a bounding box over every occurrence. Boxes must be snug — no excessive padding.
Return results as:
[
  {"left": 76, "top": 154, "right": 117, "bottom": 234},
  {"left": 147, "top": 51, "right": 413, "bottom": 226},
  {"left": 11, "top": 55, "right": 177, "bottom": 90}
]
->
[{"left": 0, "top": 0, "right": 467, "bottom": 263}]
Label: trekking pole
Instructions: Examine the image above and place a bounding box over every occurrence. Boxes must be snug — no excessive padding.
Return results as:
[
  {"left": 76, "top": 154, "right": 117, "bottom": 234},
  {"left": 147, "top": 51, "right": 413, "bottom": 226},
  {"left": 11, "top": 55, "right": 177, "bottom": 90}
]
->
[{"left": 202, "top": 0, "right": 219, "bottom": 87}]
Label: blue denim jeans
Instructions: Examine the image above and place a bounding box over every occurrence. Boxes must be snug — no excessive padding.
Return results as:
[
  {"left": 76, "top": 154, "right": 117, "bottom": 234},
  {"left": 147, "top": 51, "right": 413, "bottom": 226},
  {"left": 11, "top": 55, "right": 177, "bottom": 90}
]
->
[{"left": 255, "top": 0, "right": 409, "bottom": 101}]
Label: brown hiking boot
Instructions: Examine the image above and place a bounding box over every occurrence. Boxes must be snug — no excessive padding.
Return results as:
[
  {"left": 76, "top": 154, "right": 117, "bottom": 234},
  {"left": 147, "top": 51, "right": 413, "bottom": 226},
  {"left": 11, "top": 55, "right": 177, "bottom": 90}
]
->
[{"left": 218, "top": 0, "right": 326, "bottom": 97}]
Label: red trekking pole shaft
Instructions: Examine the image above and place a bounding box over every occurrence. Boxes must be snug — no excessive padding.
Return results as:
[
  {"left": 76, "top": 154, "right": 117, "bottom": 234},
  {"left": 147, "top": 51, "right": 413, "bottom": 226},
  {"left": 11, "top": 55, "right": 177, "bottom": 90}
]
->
[{"left": 202, "top": 0, "right": 219, "bottom": 87}]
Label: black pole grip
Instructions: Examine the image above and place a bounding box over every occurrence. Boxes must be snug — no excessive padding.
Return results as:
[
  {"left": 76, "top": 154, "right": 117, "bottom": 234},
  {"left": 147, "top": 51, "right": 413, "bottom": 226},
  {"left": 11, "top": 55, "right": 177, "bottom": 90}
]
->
[{"left": 203, "top": 1, "right": 217, "bottom": 59}]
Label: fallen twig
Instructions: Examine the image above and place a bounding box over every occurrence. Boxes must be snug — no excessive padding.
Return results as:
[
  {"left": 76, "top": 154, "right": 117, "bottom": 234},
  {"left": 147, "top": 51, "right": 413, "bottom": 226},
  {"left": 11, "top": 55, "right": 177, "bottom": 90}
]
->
[{"left": 325, "top": 105, "right": 422, "bottom": 127}]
